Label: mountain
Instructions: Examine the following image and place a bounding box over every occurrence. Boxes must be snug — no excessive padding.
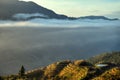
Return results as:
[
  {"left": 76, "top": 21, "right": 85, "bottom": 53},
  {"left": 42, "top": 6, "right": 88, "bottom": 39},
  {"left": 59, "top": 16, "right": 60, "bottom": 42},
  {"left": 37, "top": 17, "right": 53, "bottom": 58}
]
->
[
  {"left": 79, "top": 16, "right": 119, "bottom": 21},
  {"left": 88, "top": 52, "right": 120, "bottom": 65},
  {"left": 0, "top": 0, "right": 72, "bottom": 20},
  {"left": 0, "top": 0, "right": 118, "bottom": 21},
  {"left": 1, "top": 52, "right": 120, "bottom": 80}
]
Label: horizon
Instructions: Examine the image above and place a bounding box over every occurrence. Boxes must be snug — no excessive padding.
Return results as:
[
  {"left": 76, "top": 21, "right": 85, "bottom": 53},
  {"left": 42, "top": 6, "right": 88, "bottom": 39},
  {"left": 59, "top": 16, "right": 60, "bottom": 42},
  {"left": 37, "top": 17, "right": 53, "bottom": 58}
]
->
[{"left": 20, "top": 0, "right": 120, "bottom": 18}]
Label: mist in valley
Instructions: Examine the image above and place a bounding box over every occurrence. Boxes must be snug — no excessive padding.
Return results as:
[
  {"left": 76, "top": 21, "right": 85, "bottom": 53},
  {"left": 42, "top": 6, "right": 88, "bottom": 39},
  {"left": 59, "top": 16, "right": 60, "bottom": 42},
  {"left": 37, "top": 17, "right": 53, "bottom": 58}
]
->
[{"left": 0, "top": 19, "right": 120, "bottom": 75}]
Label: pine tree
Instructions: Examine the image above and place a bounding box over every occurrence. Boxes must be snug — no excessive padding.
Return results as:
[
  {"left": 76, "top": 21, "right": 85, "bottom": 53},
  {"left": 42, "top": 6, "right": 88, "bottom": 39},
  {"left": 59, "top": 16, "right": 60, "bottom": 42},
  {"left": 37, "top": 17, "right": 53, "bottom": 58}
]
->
[{"left": 19, "top": 65, "right": 25, "bottom": 77}]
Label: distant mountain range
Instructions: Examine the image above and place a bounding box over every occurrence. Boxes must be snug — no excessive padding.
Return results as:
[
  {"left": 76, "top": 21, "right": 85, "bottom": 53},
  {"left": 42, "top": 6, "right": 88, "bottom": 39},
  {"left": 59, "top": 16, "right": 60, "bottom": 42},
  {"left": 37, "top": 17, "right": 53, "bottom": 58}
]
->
[
  {"left": 79, "top": 16, "right": 118, "bottom": 21},
  {"left": 0, "top": 0, "right": 119, "bottom": 21}
]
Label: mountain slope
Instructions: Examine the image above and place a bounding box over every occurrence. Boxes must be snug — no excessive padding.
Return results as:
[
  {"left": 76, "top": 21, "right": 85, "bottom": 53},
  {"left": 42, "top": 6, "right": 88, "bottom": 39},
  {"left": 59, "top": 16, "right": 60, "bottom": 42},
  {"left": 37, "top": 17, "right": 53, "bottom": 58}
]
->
[
  {"left": 0, "top": 0, "right": 69, "bottom": 20},
  {"left": 88, "top": 52, "right": 120, "bottom": 65},
  {"left": 1, "top": 59, "right": 120, "bottom": 80},
  {"left": 0, "top": 0, "right": 118, "bottom": 20},
  {"left": 93, "top": 67, "right": 120, "bottom": 80}
]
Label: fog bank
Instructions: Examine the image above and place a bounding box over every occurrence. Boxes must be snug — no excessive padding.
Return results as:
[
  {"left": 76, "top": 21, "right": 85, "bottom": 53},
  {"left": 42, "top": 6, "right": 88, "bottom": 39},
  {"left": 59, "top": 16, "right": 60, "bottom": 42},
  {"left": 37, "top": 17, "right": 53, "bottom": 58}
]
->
[{"left": 0, "top": 19, "right": 120, "bottom": 27}]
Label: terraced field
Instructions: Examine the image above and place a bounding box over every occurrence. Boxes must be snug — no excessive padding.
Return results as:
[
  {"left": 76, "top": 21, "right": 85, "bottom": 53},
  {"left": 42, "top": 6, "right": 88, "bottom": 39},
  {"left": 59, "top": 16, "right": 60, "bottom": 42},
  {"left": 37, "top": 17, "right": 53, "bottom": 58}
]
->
[{"left": 1, "top": 60, "right": 120, "bottom": 80}]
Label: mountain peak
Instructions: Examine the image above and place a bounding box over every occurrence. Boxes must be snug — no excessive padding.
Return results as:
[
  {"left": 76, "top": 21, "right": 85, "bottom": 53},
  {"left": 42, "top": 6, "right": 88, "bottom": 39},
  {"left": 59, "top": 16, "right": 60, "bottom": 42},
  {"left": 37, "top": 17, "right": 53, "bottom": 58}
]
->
[
  {"left": 0, "top": 0, "right": 118, "bottom": 21},
  {"left": 0, "top": 0, "right": 69, "bottom": 20}
]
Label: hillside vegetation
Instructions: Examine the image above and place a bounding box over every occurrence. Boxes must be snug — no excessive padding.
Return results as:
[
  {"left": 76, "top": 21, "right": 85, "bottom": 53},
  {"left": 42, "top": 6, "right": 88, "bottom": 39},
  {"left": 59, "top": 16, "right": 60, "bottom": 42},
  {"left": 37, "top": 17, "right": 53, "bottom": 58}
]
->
[
  {"left": 88, "top": 52, "right": 120, "bottom": 65},
  {"left": 0, "top": 52, "right": 120, "bottom": 80}
]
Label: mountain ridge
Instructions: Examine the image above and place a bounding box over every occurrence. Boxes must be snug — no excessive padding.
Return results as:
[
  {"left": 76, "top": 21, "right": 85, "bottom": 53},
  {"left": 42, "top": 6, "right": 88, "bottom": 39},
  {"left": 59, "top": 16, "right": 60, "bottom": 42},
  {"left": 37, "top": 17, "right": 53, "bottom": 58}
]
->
[
  {"left": 0, "top": 0, "right": 119, "bottom": 21},
  {"left": 0, "top": 0, "right": 71, "bottom": 20}
]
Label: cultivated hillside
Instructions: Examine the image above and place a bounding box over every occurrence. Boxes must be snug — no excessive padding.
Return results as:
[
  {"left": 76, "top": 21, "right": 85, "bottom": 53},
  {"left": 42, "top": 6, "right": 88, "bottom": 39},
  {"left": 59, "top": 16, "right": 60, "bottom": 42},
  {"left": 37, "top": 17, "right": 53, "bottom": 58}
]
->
[{"left": 1, "top": 57, "right": 120, "bottom": 80}]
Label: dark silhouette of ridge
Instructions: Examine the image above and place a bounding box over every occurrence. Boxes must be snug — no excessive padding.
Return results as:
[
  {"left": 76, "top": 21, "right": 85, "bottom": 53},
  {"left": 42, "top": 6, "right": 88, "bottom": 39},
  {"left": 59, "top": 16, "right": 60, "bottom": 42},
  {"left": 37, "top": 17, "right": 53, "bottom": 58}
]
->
[
  {"left": 79, "top": 15, "right": 119, "bottom": 21},
  {"left": 0, "top": 0, "right": 70, "bottom": 20},
  {"left": 0, "top": 0, "right": 119, "bottom": 21}
]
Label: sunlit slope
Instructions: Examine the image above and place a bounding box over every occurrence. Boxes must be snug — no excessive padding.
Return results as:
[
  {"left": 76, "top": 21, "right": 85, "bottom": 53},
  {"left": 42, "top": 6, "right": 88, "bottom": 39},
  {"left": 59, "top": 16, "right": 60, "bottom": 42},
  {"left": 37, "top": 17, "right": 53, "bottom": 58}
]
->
[{"left": 2, "top": 59, "right": 120, "bottom": 80}]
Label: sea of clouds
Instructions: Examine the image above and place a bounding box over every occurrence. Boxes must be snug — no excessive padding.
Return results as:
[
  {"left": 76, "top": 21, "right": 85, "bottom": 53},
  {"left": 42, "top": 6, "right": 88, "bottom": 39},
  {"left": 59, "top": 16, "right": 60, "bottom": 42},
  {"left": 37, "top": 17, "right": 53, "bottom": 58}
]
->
[
  {"left": 0, "top": 14, "right": 120, "bottom": 75},
  {"left": 0, "top": 13, "right": 120, "bottom": 27}
]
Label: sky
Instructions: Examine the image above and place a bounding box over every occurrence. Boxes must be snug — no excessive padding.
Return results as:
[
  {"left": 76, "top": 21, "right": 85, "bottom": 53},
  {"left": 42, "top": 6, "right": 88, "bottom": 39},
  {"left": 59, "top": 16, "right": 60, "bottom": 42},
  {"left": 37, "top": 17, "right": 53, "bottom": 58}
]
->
[{"left": 21, "top": 0, "right": 120, "bottom": 18}]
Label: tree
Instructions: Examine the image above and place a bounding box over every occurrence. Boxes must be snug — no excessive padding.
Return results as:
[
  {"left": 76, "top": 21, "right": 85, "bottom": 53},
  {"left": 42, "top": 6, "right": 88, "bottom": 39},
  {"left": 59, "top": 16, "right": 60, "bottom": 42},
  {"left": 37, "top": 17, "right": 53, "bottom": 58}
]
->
[
  {"left": 19, "top": 65, "right": 25, "bottom": 77},
  {"left": 0, "top": 76, "right": 3, "bottom": 80},
  {"left": 0, "top": 76, "right": 2, "bottom": 80}
]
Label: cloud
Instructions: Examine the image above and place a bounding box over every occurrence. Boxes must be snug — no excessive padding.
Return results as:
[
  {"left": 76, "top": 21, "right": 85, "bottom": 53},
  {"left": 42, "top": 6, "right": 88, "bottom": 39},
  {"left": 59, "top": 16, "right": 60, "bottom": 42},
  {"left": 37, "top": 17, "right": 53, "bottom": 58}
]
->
[
  {"left": 0, "top": 20, "right": 40, "bottom": 27},
  {"left": 0, "top": 19, "right": 120, "bottom": 28},
  {"left": 13, "top": 13, "right": 48, "bottom": 19}
]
